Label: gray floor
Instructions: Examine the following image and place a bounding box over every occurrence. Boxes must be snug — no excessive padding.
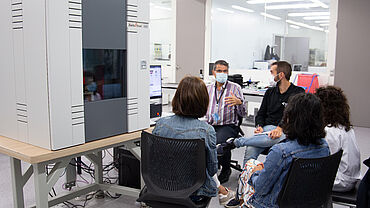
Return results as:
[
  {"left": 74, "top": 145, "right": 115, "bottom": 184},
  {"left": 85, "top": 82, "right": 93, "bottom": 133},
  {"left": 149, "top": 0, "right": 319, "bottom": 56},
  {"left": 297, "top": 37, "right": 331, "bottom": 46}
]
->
[{"left": 0, "top": 123, "right": 369, "bottom": 207}]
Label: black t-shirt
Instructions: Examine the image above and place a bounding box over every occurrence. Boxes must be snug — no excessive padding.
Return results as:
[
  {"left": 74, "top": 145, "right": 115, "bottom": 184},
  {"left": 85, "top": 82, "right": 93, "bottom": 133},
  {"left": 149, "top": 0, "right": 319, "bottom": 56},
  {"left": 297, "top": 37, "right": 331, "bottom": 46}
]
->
[{"left": 255, "top": 83, "right": 305, "bottom": 127}]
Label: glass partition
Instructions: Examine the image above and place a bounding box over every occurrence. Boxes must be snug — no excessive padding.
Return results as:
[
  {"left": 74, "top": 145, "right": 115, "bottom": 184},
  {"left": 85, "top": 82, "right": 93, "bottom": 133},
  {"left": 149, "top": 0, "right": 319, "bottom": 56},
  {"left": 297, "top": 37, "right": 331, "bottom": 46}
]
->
[{"left": 211, "top": 0, "right": 330, "bottom": 71}]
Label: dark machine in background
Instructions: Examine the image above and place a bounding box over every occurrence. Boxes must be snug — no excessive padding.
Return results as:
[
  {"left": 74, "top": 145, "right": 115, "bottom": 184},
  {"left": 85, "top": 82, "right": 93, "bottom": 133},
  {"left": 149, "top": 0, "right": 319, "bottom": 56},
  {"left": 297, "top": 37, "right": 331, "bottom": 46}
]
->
[
  {"left": 82, "top": 0, "right": 128, "bottom": 142},
  {"left": 228, "top": 74, "right": 243, "bottom": 88},
  {"left": 115, "top": 147, "right": 141, "bottom": 189}
]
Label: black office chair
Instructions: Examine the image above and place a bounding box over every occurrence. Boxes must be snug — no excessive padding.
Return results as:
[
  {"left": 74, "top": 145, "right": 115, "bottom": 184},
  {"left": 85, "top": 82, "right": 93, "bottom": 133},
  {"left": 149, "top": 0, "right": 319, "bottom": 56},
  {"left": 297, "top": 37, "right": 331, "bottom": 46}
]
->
[
  {"left": 277, "top": 149, "right": 343, "bottom": 208},
  {"left": 137, "top": 131, "right": 211, "bottom": 208},
  {"left": 331, "top": 157, "right": 370, "bottom": 207},
  {"left": 331, "top": 180, "right": 361, "bottom": 208},
  {"left": 229, "top": 115, "right": 244, "bottom": 172},
  {"left": 357, "top": 161, "right": 370, "bottom": 208}
]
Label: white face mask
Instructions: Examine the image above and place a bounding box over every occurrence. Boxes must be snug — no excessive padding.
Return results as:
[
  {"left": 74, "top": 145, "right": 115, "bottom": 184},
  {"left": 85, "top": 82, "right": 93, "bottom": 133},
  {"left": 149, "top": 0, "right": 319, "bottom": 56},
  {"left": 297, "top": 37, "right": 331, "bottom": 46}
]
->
[
  {"left": 269, "top": 74, "right": 281, "bottom": 87},
  {"left": 215, "top": 73, "right": 228, "bottom": 83}
]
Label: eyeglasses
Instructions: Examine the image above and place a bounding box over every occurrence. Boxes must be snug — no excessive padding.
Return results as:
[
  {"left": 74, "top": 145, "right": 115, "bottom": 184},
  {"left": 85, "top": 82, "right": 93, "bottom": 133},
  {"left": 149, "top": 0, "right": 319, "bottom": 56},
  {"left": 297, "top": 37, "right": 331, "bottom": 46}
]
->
[{"left": 215, "top": 69, "right": 228, "bottom": 73}]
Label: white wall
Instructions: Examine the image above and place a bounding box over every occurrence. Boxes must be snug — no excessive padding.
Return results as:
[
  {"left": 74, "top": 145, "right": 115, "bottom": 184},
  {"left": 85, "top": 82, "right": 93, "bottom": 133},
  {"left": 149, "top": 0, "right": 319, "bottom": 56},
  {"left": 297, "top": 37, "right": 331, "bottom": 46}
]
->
[
  {"left": 327, "top": 0, "right": 339, "bottom": 85},
  {"left": 149, "top": 7, "right": 172, "bottom": 58},
  {"left": 211, "top": 10, "right": 286, "bottom": 70},
  {"left": 150, "top": 19, "right": 171, "bottom": 45},
  {"left": 149, "top": 6, "right": 175, "bottom": 83},
  {"left": 287, "top": 27, "right": 328, "bottom": 52},
  {"left": 334, "top": 0, "right": 370, "bottom": 127}
]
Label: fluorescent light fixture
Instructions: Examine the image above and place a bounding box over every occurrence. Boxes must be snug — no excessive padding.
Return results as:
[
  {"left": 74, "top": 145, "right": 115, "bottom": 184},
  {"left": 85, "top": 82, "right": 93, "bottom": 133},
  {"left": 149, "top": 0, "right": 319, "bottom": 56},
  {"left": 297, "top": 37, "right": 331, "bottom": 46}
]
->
[
  {"left": 320, "top": 23, "right": 329, "bottom": 26},
  {"left": 311, "top": 0, "right": 329, "bottom": 8},
  {"left": 260, "top": 12, "right": 282, "bottom": 20},
  {"left": 247, "top": 0, "right": 302, "bottom": 4},
  {"left": 266, "top": 3, "right": 320, "bottom": 10},
  {"left": 217, "top": 8, "right": 235, "bottom": 14},
  {"left": 303, "top": 16, "right": 330, "bottom": 20},
  {"left": 232, "top": 5, "right": 254, "bottom": 13},
  {"left": 315, "top": 20, "right": 330, "bottom": 23},
  {"left": 286, "top": 19, "right": 324, "bottom": 31},
  {"left": 289, "top": 25, "right": 301, "bottom": 29},
  {"left": 288, "top": 12, "right": 330, "bottom": 17},
  {"left": 154, "top": 6, "right": 172, "bottom": 11}
]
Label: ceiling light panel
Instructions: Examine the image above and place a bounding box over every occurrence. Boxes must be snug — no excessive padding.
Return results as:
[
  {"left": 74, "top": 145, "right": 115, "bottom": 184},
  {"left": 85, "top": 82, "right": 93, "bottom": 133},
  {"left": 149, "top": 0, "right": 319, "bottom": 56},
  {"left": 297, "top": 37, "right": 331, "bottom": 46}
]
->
[
  {"left": 289, "top": 25, "right": 301, "bottom": 29},
  {"left": 246, "top": 0, "right": 303, "bottom": 4},
  {"left": 311, "top": 0, "right": 329, "bottom": 8},
  {"left": 303, "top": 16, "right": 330, "bottom": 20},
  {"left": 288, "top": 12, "right": 330, "bottom": 17},
  {"left": 260, "top": 12, "right": 282, "bottom": 20},
  {"left": 286, "top": 19, "right": 324, "bottom": 31},
  {"left": 266, "top": 3, "right": 320, "bottom": 10},
  {"left": 315, "top": 20, "right": 330, "bottom": 23},
  {"left": 217, "top": 8, "right": 235, "bottom": 14},
  {"left": 232, "top": 5, "right": 254, "bottom": 13}
]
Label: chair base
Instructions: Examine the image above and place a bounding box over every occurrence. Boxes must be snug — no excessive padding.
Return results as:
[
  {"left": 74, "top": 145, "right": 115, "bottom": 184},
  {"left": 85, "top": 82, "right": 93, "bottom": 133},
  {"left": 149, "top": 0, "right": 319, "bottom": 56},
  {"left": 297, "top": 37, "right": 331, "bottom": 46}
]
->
[
  {"left": 137, "top": 186, "right": 210, "bottom": 208},
  {"left": 230, "top": 159, "right": 242, "bottom": 172}
]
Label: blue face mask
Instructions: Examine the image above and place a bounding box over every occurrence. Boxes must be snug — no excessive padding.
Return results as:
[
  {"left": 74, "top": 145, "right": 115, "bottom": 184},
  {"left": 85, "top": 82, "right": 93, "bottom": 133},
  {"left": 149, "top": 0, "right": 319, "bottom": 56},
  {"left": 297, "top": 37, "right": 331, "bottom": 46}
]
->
[
  {"left": 87, "top": 82, "right": 97, "bottom": 92},
  {"left": 216, "top": 73, "right": 228, "bottom": 83}
]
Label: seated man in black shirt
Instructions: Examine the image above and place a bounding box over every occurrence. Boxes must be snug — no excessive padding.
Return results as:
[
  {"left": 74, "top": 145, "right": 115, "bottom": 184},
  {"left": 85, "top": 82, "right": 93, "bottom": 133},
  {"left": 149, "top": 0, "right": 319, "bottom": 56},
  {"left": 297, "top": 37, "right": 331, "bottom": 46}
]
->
[{"left": 219, "top": 61, "right": 305, "bottom": 165}]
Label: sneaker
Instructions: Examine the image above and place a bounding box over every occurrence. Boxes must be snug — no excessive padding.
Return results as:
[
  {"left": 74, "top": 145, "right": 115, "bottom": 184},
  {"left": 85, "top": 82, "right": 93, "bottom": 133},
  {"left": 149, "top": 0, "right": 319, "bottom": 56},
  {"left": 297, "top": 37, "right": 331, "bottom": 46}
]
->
[
  {"left": 217, "top": 138, "right": 237, "bottom": 156},
  {"left": 218, "top": 168, "right": 232, "bottom": 184},
  {"left": 219, "top": 188, "right": 236, "bottom": 205},
  {"left": 217, "top": 144, "right": 225, "bottom": 156},
  {"left": 225, "top": 198, "right": 241, "bottom": 208},
  {"left": 225, "top": 137, "right": 236, "bottom": 150}
]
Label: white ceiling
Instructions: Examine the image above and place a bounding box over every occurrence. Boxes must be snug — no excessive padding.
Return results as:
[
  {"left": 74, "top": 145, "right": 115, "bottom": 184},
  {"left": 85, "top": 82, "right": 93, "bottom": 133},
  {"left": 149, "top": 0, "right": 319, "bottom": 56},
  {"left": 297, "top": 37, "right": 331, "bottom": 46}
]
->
[
  {"left": 213, "top": 0, "right": 331, "bottom": 29},
  {"left": 149, "top": 0, "right": 331, "bottom": 29}
]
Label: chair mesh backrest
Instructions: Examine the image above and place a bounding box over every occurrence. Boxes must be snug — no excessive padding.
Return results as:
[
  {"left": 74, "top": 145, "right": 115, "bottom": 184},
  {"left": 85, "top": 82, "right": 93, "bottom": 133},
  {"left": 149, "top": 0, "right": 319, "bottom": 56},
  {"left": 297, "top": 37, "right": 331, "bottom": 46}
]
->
[
  {"left": 141, "top": 131, "right": 206, "bottom": 194},
  {"left": 278, "top": 150, "right": 343, "bottom": 208}
]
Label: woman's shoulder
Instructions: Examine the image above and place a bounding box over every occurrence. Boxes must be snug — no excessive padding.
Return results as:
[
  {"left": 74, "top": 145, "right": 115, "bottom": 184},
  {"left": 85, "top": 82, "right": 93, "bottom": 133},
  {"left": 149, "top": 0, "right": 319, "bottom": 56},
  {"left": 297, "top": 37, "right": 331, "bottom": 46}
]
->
[
  {"left": 155, "top": 115, "right": 175, "bottom": 124},
  {"left": 193, "top": 119, "right": 215, "bottom": 133},
  {"left": 325, "top": 125, "right": 355, "bottom": 138},
  {"left": 157, "top": 115, "right": 214, "bottom": 131},
  {"left": 272, "top": 139, "right": 328, "bottom": 154}
]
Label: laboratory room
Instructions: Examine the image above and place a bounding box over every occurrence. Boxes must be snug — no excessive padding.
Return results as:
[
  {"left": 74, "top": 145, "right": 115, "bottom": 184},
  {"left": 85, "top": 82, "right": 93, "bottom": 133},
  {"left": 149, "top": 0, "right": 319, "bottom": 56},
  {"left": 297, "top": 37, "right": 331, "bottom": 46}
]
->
[{"left": 0, "top": 0, "right": 369, "bottom": 207}]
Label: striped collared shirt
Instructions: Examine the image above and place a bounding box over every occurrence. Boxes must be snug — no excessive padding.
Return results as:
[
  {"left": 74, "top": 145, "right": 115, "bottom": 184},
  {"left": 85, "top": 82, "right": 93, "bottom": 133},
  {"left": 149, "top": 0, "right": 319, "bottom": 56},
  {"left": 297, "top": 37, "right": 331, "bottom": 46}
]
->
[{"left": 206, "top": 81, "right": 246, "bottom": 126}]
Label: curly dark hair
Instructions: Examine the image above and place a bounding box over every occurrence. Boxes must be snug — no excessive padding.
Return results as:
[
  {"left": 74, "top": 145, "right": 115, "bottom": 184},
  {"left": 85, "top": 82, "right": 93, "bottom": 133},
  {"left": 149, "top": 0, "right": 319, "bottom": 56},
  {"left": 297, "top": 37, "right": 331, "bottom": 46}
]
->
[
  {"left": 281, "top": 93, "right": 326, "bottom": 146},
  {"left": 315, "top": 86, "right": 352, "bottom": 132}
]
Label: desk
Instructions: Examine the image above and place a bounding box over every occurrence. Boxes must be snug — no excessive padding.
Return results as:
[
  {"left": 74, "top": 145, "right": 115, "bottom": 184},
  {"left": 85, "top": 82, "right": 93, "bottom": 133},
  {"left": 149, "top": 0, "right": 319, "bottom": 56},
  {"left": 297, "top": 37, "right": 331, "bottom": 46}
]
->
[
  {"left": 242, "top": 88, "right": 265, "bottom": 103},
  {"left": 163, "top": 83, "right": 266, "bottom": 103},
  {"left": 0, "top": 128, "right": 152, "bottom": 208}
]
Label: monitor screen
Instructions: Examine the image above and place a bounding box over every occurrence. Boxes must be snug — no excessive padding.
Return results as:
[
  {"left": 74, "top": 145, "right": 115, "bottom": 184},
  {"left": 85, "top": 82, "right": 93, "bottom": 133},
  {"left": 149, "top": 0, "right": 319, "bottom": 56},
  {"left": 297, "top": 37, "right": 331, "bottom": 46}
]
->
[
  {"left": 149, "top": 65, "right": 162, "bottom": 98},
  {"left": 209, "top": 63, "right": 215, "bottom": 76}
]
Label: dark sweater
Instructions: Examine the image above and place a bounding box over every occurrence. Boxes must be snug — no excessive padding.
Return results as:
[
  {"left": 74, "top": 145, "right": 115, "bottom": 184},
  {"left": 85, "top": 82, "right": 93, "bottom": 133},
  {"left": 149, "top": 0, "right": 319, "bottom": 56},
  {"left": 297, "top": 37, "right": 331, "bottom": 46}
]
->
[{"left": 255, "top": 83, "right": 305, "bottom": 127}]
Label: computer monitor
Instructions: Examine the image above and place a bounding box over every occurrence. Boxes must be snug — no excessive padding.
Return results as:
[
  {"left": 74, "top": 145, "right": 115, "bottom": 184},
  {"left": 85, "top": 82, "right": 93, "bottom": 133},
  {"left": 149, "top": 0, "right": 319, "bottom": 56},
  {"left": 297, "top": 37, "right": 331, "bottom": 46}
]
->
[
  {"left": 149, "top": 65, "right": 162, "bottom": 99},
  {"left": 209, "top": 63, "right": 215, "bottom": 76},
  {"left": 293, "top": 64, "right": 303, "bottom": 71}
]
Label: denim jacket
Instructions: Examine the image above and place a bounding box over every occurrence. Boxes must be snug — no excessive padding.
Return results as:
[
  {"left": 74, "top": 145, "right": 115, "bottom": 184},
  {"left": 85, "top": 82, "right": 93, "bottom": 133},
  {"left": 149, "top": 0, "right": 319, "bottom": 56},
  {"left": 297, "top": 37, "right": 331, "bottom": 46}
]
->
[
  {"left": 152, "top": 115, "right": 218, "bottom": 197},
  {"left": 248, "top": 139, "right": 330, "bottom": 208}
]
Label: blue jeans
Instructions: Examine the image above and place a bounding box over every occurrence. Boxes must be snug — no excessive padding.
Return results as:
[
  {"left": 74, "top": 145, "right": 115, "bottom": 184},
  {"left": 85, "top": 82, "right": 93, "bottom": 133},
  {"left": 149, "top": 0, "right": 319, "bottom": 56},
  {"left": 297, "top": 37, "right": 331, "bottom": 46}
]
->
[{"left": 233, "top": 125, "right": 286, "bottom": 165}]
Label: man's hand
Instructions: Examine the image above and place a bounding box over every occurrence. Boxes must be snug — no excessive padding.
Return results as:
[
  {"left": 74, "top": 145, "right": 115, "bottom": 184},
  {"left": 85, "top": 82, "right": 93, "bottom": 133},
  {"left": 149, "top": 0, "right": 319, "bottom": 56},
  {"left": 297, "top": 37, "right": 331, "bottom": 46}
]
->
[
  {"left": 252, "top": 163, "right": 264, "bottom": 173},
  {"left": 254, "top": 126, "right": 263, "bottom": 134},
  {"left": 225, "top": 92, "right": 242, "bottom": 107},
  {"left": 268, "top": 126, "right": 283, "bottom": 140}
]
